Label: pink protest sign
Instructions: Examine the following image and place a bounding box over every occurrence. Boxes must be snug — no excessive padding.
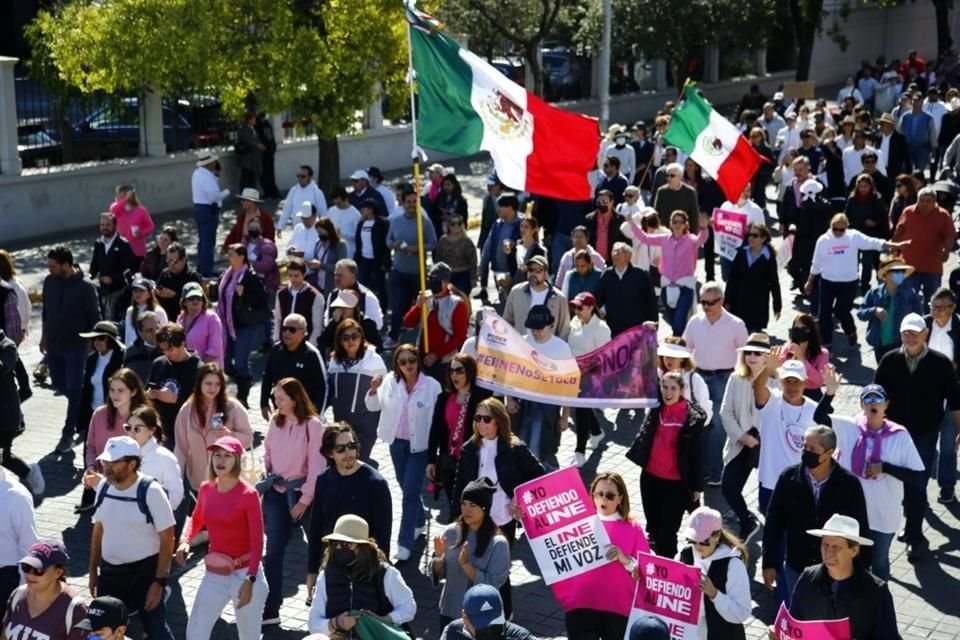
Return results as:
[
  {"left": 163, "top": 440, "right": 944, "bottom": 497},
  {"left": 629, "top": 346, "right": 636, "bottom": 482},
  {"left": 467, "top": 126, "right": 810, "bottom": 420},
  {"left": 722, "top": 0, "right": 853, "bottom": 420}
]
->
[
  {"left": 773, "top": 603, "right": 851, "bottom": 640},
  {"left": 712, "top": 208, "right": 749, "bottom": 261},
  {"left": 624, "top": 552, "right": 702, "bottom": 640},
  {"left": 516, "top": 467, "right": 613, "bottom": 584}
]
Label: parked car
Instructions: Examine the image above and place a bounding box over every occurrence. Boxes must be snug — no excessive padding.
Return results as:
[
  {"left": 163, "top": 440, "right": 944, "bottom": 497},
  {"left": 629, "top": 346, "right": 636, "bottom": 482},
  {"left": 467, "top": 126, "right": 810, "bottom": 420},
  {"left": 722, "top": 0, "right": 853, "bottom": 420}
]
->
[
  {"left": 491, "top": 57, "right": 525, "bottom": 86},
  {"left": 542, "top": 48, "right": 583, "bottom": 101},
  {"left": 18, "top": 119, "right": 63, "bottom": 168}
]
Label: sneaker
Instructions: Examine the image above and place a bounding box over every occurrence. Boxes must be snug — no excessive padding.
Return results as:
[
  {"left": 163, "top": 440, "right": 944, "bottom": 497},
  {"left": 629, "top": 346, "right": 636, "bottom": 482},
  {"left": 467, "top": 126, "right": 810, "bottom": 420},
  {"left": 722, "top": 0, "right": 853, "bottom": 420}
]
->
[
  {"left": 393, "top": 546, "right": 411, "bottom": 562},
  {"left": 937, "top": 488, "right": 956, "bottom": 504},
  {"left": 739, "top": 516, "right": 760, "bottom": 544},
  {"left": 261, "top": 616, "right": 281, "bottom": 626},
  {"left": 33, "top": 363, "right": 48, "bottom": 385},
  {"left": 588, "top": 432, "right": 606, "bottom": 450},
  {"left": 54, "top": 434, "right": 74, "bottom": 454},
  {"left": 907, "top": 541, "right": 929, "bottom": 562},
  {"left": 382, "top": 336, "right": 399, "bottom": 350},
  {"left": 26, "top": 463, "right": 44, "bottom": 497},
  {"left": 572, "top": 452, "right": 586, "bottom": 468}
]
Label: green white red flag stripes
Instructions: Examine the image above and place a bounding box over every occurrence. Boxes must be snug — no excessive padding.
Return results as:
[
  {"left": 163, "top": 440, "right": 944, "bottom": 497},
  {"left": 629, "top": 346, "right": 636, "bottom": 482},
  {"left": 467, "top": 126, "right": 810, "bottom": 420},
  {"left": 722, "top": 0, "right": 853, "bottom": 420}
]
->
[
  {"left": 406, "top": 5, "right": 600, "bottom": 201},
  {"left": 663, "top": 85, "right": 768, "bottom": 202}
]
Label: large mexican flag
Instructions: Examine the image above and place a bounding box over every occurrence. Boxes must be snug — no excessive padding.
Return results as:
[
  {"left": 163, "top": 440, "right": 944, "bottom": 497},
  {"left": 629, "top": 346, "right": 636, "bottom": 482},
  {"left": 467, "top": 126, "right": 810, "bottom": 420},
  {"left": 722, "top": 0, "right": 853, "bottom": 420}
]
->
[
  {"left": 407, "top": 5, "right": 599, "bottom": 201},
  {"left": 664, "top": 84, "right": 768, "bottom": 202}
]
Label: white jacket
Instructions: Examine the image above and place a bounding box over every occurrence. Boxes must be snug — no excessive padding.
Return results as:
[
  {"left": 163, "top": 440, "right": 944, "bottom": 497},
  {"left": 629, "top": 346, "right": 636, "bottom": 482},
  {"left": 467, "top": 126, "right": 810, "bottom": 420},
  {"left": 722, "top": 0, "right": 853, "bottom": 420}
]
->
[
  {"left": 567, "top": 315, "right": 611, "bottom": 357},
  {"left": 328, "top": 345, "right": 388, "bottom": 414},
  {"left": 140, "top": 438, "right": 184, "bottom": 510},
  {"left": 677, "top": 544, "right": 751, "bottom": 640},
  {"left": 366, "top": 373, "right": 442, "bottom": 453},
  {"left": 810, "top": 229, "right": 886, "bottom": 283}
]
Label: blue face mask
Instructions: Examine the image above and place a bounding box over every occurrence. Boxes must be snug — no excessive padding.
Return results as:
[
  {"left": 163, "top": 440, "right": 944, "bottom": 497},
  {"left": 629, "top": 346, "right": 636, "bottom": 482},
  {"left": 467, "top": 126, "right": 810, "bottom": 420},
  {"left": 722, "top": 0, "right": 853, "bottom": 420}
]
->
[{"left": 890, "top": 271, "right": 906, "bottom": 286}]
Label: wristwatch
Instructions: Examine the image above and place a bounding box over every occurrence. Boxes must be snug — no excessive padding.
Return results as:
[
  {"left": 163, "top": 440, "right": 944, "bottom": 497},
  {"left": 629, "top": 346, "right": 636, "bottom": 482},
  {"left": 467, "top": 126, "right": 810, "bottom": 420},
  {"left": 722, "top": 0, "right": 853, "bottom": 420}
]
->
[{"left": 246, "top": 574, "right": 257, "bottom": 584}]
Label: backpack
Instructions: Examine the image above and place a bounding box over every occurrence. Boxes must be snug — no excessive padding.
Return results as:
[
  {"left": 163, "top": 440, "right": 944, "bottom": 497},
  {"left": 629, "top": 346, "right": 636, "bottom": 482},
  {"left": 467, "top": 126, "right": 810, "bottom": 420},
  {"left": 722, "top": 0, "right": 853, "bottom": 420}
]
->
[
  {"left": 93, "top": 477, "right": 156, "bottom": 525},
  {"left": 10, "top": 585, "right": 84, "bottom": 632}
]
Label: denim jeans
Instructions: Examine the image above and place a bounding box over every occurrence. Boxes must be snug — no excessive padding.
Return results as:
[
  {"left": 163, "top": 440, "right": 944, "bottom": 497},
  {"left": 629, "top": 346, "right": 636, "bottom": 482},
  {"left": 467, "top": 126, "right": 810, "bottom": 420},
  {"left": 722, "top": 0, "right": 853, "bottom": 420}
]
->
[
  {"left": 938, "top": 411, "right": 957, "bottom": 491},
  {"left": 192, "top": 203, "right": 219, "bottom": 277},
  {"left": 906, "top": 271, "right": 941, "bottom": 308},
  {"left": 699, "top": 370, "right": 730, "bottom": 482},
  {"left": 46, "top": 349, "right": 87, "bottom": 435},
  {"left": 186, "top": 567, "right": 268, "bottom": 640},
  {"left": 389, "top": 439, "right": 427, "bottom": 551},
  {"left": 721, "top": 446, "right": 755, "bottom": 526},
  {"left": 908, "top": 144, "right": 932, "bottom": 174},
  {"left": 261, "top": 488, "right": 308, "bottom": 616},
  {"left": 719, "top": 256, "right": 733, "bottom": 282},
  {"left": 904, "top": 430, "right": 938, "bottom": 544},
  {"left": 782, "top": 563, "right": 802, "bottom": 605},
  {"left": 389, "top": 270, "right": 420, "bottom": 341},
  {"left": 818, "top": 279, "right": 858, "bottom": 346},
  {"left": 868, "top": 530, "right": 895, "bottom": 581},
  {"left": 551, "top": 233, "right": 574, "bottom": 276},
  {"left": 662, "top": 286, "right": 695, "bottom": 337},
  {"left": 225, "top": 324, "right": 262, "bottom": 379},
  {"left": 518, "top": 406, "right": 545, "bottom": 462}
]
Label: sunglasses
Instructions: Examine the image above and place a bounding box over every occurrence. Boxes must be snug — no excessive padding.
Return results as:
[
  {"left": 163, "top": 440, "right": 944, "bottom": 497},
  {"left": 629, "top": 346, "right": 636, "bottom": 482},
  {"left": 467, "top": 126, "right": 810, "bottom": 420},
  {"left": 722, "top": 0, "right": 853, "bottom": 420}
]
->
[
  {"left": 340, "top": 333, "right": 361, "bottom": 342},
  {"left": 687, "top": 538, "right": 713, "bottom": 547},
  {"left": 747, "top": 233, "right": 762, "bottom": 239},
  {"left": 700, "top": 298, "right": 721, "bottom": 307},
  {"left": 281, "top": 326, "right": 301, "bottom": 333},
  {"left": 931, "top": 303, "right": 955, "bottom": 310},
  {"left": 474, "top": 415, "right": 495, "bottom": 424},
  {"left": 832, "top": 227, "right": 847, "bottom": 233},
  {"left": 861, "top": 395, "right": 885, "bottom": 405},
  {"left": 19, "top": 563, "right": 45, "bottom": 576},
  {"left": 593, "top": 490, "right": 619, "bottom": 501},
  {"left": 398, "top": 357, "right": 418, "bottom": 366},
  {"left": 123, "top": 423, "right": 148, "bottom": 434},
  {"left": 449, "top": 366, "right": 466, "bottom": 375},
  {"left": 333, "top": 442, "right": 359, "bottom": 454}
]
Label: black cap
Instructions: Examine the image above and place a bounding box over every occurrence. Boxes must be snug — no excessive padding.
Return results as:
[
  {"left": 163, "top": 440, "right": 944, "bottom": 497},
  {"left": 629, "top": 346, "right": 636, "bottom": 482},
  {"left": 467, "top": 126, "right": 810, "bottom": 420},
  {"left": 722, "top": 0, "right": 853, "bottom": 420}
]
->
[
  {"left": 75, "top": 596, "right": 128, "bottom": 632},
  {"left": 461, "top": 477, "right": 496, "bottom": 512},
  {"left": 525, "top": 304, "right": 555, "bottom": 330},
  {"left": 628, "top": 615, "right": 670, "bottom": 640}
]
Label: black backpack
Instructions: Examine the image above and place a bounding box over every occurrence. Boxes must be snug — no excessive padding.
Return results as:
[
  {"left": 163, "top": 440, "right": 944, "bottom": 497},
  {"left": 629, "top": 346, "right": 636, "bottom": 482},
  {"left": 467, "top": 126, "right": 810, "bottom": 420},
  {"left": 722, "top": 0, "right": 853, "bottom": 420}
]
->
[{"left": 93, "top": 477, "right": 156, "bottom": 525}]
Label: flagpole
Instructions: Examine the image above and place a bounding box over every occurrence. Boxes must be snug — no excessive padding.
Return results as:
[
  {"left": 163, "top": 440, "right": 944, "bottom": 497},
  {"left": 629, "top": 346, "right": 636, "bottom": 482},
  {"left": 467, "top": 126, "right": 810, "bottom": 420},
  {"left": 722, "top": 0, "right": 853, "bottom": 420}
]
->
[
  {"left": 636, "top": 77, "right": 691, "bottom": 201},
  {"left": 406, "top": 4, "right": 430, "bottom": 353}
]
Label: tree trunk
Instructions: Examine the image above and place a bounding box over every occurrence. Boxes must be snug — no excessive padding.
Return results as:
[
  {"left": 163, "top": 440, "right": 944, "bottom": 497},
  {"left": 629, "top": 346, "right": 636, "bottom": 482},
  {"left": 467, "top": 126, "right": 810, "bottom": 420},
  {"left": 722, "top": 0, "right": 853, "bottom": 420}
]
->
[
  {"left": 933, "top": 0, "right": 954, "bottom": 60},
  {"left": 789, "top": 0, "right": 821, "bottom": 82},
  {"left": 525, "top": 43, "right": 543, "bottom": 98},
  {"left": 316, "top": 136, "right": 338, "bottom": 206}
]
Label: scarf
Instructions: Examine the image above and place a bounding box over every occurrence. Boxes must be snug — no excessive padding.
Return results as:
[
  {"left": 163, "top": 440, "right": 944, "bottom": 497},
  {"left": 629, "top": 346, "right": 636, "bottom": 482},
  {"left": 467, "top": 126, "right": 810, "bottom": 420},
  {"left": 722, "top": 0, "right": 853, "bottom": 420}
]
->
[
  {"left": 446, "top": 391, "right": 471, "bottom": 458},
  {"left": 219, "top": 264, "right": 248, "bottom": 339},
  {"left": 849, "top": 414, "right": 906, "bottom": 479}
]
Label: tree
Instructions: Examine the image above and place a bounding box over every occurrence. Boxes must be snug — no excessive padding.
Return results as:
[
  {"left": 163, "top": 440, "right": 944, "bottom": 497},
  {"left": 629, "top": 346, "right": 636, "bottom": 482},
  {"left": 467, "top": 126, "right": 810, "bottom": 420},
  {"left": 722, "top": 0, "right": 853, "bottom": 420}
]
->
[
  {"left": 29, "top": 0, "right": 408, "bottom": 194},
  {"left": 790, "top": 0, "right": 823, "bottom": 81}
]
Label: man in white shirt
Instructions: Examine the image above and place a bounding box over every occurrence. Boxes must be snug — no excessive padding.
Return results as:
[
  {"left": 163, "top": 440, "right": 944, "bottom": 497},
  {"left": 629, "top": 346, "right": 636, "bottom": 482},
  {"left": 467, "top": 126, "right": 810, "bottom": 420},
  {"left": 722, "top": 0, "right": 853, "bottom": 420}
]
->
[
  {"left": 0, "top": 467, "right": 37, "bottom": 606},
  {"left": 191, "top": 151, "right": 229, "bottom": 277},
  {"left": 924, "top": 287, "right": 960, "bottom": 504},
  {"left": 760, "top": 102, "right": 786, "bottom": 146},
  {"left": 90, "top": 436, "right": 176, "bottom": 640},
  {"left": 326, "top": 188, "right": 362, "bottom": 259},
  {"left": 683, "top": 281, "right": 748, "bottom": 486},
  {"left": 287, "top": 202, "right": 322, "bottom": 284},
  {"left": 367, "top": 167, "right": 397, "bottom": 215},
  {"left": 775, "top": 113, "right": 801, "bottom": 163},
  {"left": 924, "top": 87, "right": 950, "bottom": 138},
  {"left": 601, "top": 132, "right": 637, "bottom": 183},
  {"left": 323, "top": 259, "right": 384, "bottom": 331},
  {"left": 841, "top": 130, "right": 877, "bottom": 185},
  {"left": 277, "top": 165, "right": 326, "bottom": 237}
]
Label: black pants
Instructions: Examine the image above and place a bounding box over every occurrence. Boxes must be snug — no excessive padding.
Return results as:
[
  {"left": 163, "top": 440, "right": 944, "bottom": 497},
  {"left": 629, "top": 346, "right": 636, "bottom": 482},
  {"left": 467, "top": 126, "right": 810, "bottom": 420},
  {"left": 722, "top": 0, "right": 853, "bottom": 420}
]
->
[
  {"left": 14, "top": 359, "right": 30, "bottom": 398},
  {"left": 640, "top": 470, "right": 689, "bottom": 559},
  {"left": 565, "top": 609, "right": 629, "bottom": 640},
  {"left": 239, "top": 168, "right": 259, "bottom": 193},
  {"left": 499, "top": 519, "right": 517, "bottom": 619},
  {"left": 0, "top": 432, "right": 29, "bottom": 481},
  {"left": 703, "top": 226, "right": 716, "bottom": 281},
  {"left": 574, "top": 407, "right": 602, "bottom": 453},
  {"left": 260, "top": 152, "right": 279, "bottom": 198},
  {"left": 0, "top": 565, "right": 19, "bottom": 609}
]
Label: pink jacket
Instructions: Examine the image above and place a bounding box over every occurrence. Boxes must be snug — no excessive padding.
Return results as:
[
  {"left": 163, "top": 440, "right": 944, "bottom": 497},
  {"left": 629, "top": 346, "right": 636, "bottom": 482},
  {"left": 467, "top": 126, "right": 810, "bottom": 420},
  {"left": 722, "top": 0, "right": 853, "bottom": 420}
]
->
[
  {"left": 177, "top": 310, "right": 224, "bottom": 366},
  {"left": 551, "top": 516, "right": 650, "bottom": 615},
  {"left": 174, "top": 398, "right": 254, "bottom": 491},
  {"left": 631, "top": 222, "right": 708, "bottom": 283},
  {"left": 263, "top": 416, "right": 327, "bottom": 506},
  {"left": 109, "top": 202, "right": 155, "bottom": 257},
  {"left": 85, "top": 406, "right": 127, "bottom": 468}
]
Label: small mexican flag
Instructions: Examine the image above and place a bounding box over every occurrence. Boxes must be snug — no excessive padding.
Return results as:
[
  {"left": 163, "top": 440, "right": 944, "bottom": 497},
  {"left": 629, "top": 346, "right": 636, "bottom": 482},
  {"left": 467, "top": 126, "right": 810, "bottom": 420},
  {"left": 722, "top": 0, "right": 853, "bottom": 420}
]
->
[
  {"left": 664, "top": 84, "right": 768, "bottom": 202},
  {"left": 407, "top": 5, "right": 600, "bottom": 201}
]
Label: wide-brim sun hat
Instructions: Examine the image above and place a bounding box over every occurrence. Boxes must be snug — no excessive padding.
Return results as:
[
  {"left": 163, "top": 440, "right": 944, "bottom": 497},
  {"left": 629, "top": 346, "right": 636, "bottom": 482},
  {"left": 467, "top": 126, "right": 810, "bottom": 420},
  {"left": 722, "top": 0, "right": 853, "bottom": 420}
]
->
[{"left": 322, "top": 514, "right": 372, "bottom": 545}]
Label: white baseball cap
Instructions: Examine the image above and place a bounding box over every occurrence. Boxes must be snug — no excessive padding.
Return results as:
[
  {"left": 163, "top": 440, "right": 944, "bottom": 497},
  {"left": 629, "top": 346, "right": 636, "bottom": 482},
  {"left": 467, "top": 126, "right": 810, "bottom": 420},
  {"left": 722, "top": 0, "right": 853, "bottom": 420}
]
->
[
  {"left": 899, "top": 312, "right": 926, "bottom": 334},
  {"left": 97, "top": 436, "right": 142, "bottom": 462},
  {"left": 778, "top": 359, "right": 807, "bottom": 381}
]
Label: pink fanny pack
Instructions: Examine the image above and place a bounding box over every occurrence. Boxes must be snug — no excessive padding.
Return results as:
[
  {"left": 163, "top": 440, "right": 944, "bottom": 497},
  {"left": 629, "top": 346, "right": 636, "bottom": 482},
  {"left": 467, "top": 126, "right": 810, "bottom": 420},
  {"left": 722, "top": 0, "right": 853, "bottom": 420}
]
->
[{"left": 204, "top": 552, "right": 250, "bottom": 575}]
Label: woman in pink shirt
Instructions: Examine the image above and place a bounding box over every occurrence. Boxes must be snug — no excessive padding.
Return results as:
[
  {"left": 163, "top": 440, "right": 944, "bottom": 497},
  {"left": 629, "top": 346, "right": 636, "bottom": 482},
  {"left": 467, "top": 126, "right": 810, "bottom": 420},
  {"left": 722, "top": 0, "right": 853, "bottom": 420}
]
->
[
  {"left": 176, "top": 282, "right": 224, "bottom": 366},
  {"left": 554, "top": 472, "right": 648, "bottom": 639},
  {"left": 777, "top": 312, "right": 830, "bottom": 400},
  {"left": 631, "top": 208, "right": 711, "bottom": 336},
  {"left": 79, "top": 368, "right": 152, "bottom": 513},
  {"left": 176, "top": 436, "right": 266, "bottom": 640},
  {"left": 109, "top": 185, "right": 155, "bottom": 260},
  {"left": 174, "top": 363, "right": 253, "bottom": 493},
  {"left": 260, "top": 377, "right": 326, "bottom": 624}
]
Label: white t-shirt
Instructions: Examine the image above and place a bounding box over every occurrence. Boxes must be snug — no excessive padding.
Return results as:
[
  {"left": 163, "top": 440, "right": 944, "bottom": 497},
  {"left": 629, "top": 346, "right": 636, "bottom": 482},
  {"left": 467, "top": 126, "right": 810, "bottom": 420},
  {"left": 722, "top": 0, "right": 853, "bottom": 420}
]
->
[
  {"left": 360, "top": 219, "right": 376, "bottom": 259},
  {"left": 326, "top": 205, "right": 362, "bottom": 258},
  {"left": 529, "top": 287, "right": 548, "bottom": 308},
  {"left": 832, "top": 415, "right": 924, "bottom": 533},
  {"left": 757, "top": 391, "right": 818, "bottom": 489},
  {"left": 93, "top": 476, "right": 176, "bottom": 565},
  {"left": 929, "top": 320, "right": 954, "bottom": 361},
  {"left": 524, "top": 333, "right": 573, "bottom": 360},
  {"left": 479, "top": 438, "right": 512, "bottom": 527}
]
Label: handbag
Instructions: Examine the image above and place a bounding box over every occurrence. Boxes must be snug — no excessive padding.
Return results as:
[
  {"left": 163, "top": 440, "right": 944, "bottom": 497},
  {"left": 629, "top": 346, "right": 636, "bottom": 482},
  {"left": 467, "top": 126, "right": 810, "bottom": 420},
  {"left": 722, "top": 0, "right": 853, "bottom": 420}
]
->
[
  {"left": 204, "top": 552, "right": 250, "bottom": 576},
  {"left": 745, "top": 427, "right": 761, "bottom": 469}
]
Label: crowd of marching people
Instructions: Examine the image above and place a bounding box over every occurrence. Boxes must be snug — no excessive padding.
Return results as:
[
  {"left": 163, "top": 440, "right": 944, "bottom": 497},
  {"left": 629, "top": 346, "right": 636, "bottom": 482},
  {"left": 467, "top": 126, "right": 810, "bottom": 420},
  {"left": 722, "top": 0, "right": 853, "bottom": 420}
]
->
[{"left": 3, "top": 47, "right": 960, "bottom": 640}]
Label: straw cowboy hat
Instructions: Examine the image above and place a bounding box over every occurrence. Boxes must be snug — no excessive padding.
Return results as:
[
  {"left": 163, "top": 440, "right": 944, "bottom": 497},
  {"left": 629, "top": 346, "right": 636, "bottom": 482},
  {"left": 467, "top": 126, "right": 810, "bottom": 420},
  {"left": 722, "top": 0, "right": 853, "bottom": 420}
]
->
[{"left": 877, "top": 255, "right": 915, "bottom": 280}]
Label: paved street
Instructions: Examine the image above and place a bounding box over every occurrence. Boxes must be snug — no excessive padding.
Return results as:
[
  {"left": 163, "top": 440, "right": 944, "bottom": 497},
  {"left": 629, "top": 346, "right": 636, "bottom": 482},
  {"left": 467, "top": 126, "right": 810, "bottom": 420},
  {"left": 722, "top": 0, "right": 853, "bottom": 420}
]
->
[{"left": 7, "top": 156, "right": 960, "bottom": 639}]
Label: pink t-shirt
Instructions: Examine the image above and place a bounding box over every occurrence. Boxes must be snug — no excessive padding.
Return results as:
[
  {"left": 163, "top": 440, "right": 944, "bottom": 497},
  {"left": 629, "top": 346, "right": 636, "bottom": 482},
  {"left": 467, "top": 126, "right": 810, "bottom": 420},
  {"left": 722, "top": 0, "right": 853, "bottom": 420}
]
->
[
  {"left": 109, "top": 201, "right": 155, "bottom": 257},
  {"left": 185, "top": 480, "right": 264, "bottom": 573},
  {"left": 263, "top": 416, "right": 326, "bottom": 506},
  {"left": 645, "top": 401, "right": 688, "bottom": 481}
]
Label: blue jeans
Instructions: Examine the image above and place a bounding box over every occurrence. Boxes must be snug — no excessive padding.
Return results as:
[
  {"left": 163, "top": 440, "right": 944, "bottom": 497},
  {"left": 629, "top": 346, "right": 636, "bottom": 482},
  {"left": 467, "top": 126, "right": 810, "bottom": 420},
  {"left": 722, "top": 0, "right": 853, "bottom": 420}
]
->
[
  {"left": 699, "top": 370, "right": 730, "bottom": 482},
  {"left": 551, "top": 233, "right": 573, "bottom": 276},
  {"left": 662, "top": 286, "right": 695, "bottom": 337},
  {"left": 192, "top": 204, "right": 219, "bottom": 277},
  {"left": 389, "top": 270, "right": 420, "bottom": 341},
  {"left": 782, "top": 563, "right": 802, "bottom": 605},
  {"left": 47, "top": 349, "right": 87, "bottom": 435},
  {"left": 904, "top": 430, "right": 938, "bottom": 544},
  {"left": 868, "top": 530, "right": 895, "bottom": 581},
  {"left": 906, "top": 271, "right": 942, "bottom": 309},
  {"left": 389, "top": 439, "right": 427, "bottom": 551},
  {"left": 818, "top": 279, "right": 857, "bottom": 345},
  {"left": 938, "top": 411, "right": 957, "bottom": 491},
  {"left": 908, "top": 144, "right": 931, "bottom": 173},
  {"left": 357, "top": 257, "right": 387, "bottom": 302},
  {"left": 225, "top": 324, "right": 262, "bottom": 379},
  {"left": 262, "top": 488, "right": 307, "bottom": 616},
  {"left": 719, "top": 256, "right": 733, "bottom": 282},
  {"left": 721, "top": 446, "right": 754, "bottom": 526}
]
